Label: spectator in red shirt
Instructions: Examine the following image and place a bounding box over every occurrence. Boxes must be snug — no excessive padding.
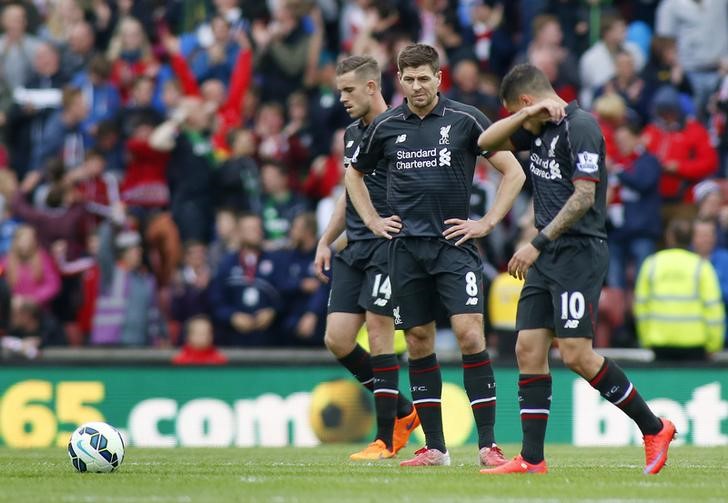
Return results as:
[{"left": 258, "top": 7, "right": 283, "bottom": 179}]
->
[
  {"left": 593, "top": 93, "right": 628, "bottom": 165},
  {"left": 172, "top": 315, "right": 228, "bottom": 365},
  {"left": 120, "top": 118, "right": 171, "bottom": 209},
  {"left": 302, "top": 128, "right": 344, "bottom": 201},
  {"left": 107, "top": 17, "right": 158, "bottom": 104},
  {"left": 643, "top": 86, "right": 718, "bottom": 212},
  {"left": 67, "top": 149, "right": 120, "bottom": 225}
]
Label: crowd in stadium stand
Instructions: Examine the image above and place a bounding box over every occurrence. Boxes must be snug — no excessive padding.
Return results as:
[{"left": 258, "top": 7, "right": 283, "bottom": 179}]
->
[{"left": 0, "top": 0, "right": 726, "bottom": 359}]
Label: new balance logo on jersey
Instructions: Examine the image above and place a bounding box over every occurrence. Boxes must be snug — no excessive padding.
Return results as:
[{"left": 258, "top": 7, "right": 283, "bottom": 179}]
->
[
  {"left": 564, "top": 320, "right": 579, "bottom": 328},
  {"left": 396, "top": 134, "right": 407, "bottom": 144},
  {"left": 374, "top": 298, "right": 388, "bottom": 307},
  {"left": 465, "top": 297, "right": 479, "bottom": 306},
  {"left": 438, "top": 148, "right": 451, "bottom": 167},
  {"left": 439, "top": 124, "right": 451, "bottom": 145},
  {"left": 346, "top": 140, "right": 354, "bottom": 148}
]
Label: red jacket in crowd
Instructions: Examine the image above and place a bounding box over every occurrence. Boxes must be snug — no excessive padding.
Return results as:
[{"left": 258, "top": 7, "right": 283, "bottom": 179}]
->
[
  {"left": 643, "top": 119, "right": 718, "bottom": 203},
  {"left": 172, "top": 345, "right": 228, "bottom": 365},
  {"left": 120, "top": 138, "right": 171, "bottom": 208}
]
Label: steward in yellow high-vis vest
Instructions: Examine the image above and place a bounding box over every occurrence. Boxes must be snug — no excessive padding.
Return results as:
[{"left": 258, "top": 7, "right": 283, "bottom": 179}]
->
[{"left": 634, "top": 220, "right": 725, "bottom": 355}]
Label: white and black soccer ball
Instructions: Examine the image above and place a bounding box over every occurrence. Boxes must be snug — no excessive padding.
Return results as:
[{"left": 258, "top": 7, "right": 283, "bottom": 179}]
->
[{"left": 68, "top": 422, "right": 125, "bottom": 473}]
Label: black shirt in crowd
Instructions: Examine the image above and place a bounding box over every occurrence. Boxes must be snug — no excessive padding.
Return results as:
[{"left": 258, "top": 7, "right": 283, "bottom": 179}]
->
[
  {"left": 511, "top": 101, "right": 608, "bottom": 240},
  {"left": 353, "top": 95, "right": 491, "bottom": 237}
]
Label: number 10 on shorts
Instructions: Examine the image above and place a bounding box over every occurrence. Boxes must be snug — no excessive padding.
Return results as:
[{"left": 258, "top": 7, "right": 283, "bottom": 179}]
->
[{"left": 560, "top": 291, "right": 585, "bottom": 326}]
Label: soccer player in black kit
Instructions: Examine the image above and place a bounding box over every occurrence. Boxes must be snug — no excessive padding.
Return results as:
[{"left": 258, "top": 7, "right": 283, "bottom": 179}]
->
[
  {"left": 347, "top": 44, "right": 525, "bottom": 467},
  {"left": 478, "top": 64, "right": 676, "bottom": 475},
  {"left": 314, "top": 56, "right": 420, "bottom": 460}
]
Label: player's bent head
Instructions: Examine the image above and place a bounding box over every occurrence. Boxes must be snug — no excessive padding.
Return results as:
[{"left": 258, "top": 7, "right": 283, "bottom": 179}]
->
[
  {"left": 336, "top": 55, "right": 381, "bottom": 119},
  {"left": 500, "top": 63, "right": 555, "bottom": 112},
  {"left": 336, "top": 55, "right": 381, "bottom": 86}
]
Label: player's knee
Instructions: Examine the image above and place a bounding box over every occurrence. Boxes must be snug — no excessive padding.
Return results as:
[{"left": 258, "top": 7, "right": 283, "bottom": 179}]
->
[
  {"left": 406, "top": 325, "right": 431, "bottom": 341},
  {"left": 559, "top": 347, "right": 584, "bottom": 373},
  {"left": 364, "top": 314, "right": 391, "bottom": 337},
  {"left": 455, "top": 329, "right": 485, "bottom": 354},
  {"left": 367, "top": 329, "right": 394, "bottom": 355},
  {"left": 405, "top": 328, "right": 434, "bottom": 358},
  {"left": 515, "top": 336, "right": 537, "bottom": 366},
  {"left": 324, "top": 330, "right": 354, "bottom": 358}
]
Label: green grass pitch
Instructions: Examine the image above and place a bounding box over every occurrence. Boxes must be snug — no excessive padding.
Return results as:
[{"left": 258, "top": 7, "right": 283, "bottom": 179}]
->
[{"left": 1, "top": 445, "right": 726, "bottom": 502}]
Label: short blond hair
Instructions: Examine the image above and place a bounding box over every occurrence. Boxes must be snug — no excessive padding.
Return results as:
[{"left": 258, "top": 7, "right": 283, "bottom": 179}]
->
[{"left": 593, "top": 93, "right": 626, "bottom": 123}]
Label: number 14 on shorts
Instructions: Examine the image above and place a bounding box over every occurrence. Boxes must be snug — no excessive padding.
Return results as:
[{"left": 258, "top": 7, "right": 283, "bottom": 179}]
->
[
  {"left": 372, "top": 274, "right": 392, "bottom": 307},
  {"left": 560, "top": 291, "right": 585, "bottom": 328}
]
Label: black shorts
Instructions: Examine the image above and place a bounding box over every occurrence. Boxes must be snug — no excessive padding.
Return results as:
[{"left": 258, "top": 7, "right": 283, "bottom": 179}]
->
[
  {"left": 388, "top": 237, "right": 484, "bottom": 330},
  {"left": 516, "top": 236, "right": 608, "bottom": 338},
  {"left": 327, "top": 239, "right": 392, "bottom": 317}
]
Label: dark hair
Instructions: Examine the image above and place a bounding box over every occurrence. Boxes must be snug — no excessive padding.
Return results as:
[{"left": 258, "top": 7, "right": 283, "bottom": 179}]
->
[
  {"left": 617, "top": 110, "right": 644, "bottom": 136},
  {"left": 667, "top": 218, "right": 693, "bottom": 249},
  {"left": 336, "top": 55, "right": 381, "bottom": 86},
  {"left": 694, "top": 217, "right": 718, "bottom": 231},
  {"left": 133, "top": 75, "right": 155, "bottom": 89},
  {"left": 96, "top": 119, "right": 120, "bottom": 138},
  {"left": 216, "top": 206, "right": 237, "bottom": 217},
  {"left": 600, "top": 13, "right": 624, "bottom": 39},
  {"left": 61, "top": 86, "right": 82, "bottom": 109},
  {"left": 532, "top": 14, "right": 559, "bottom": 37},
  {"left": 84, "top": 148, "right": 105, "bottom": 161},
  {"left": 237, "top": 211, "right": 261, "bottom": 222},
  {"left": 45, "top": 158, "right": 66, "bottom": 183},
  {"left": 88, "top": 55, "right": 112, "bottom": 79},
  {"left": 397, "top": 44, "right": 440, "bottom": 74},
  {"left": 184, "top": 239, "right": 206, "bottom": 251},
  {"left": 261, "top": 159, "right": 288, "bottom": 175},
  {"left": 499, "top": 64, "right": 554, "bottom": 104},
  {"left": 295, "top": 212, "right": 318, "bottom": 236},
  {"left": 649, "top": 35, "right": 677, "bottom": 64}
]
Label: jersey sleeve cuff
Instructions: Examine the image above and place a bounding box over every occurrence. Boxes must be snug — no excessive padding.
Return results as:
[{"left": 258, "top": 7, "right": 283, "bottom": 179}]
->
[
  {"left": 572, "top": 176, "right": 600, "bottom": 183},
  {"left": 352, "top": 162, "right": 372, "bottom": 174}
]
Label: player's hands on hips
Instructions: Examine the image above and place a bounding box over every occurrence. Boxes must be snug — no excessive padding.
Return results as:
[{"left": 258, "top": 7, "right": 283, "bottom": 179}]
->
[
  {"left": 443, "top": 218, "right": 494, "bottom": 246},
  {"left": 508, "top": 243, "right": 541, "bottom": 280},
  {"left": 524, "top": 98, "right": 566, "bottom": 123},
  {"left": 314, "top": 241, "right": 332, "bottom": 283},
  {"left": 368, "top": 215, "right": 402, "bottom": 239}
]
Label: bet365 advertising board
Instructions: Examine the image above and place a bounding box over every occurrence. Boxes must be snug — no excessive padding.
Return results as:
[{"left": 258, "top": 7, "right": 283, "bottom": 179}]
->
[{"left": 0, "top": 366, "right": 726, "bottom": 448}]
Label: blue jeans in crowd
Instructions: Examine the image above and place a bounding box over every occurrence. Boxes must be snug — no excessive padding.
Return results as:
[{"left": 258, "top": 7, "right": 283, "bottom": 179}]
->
[{"left": 607, "top": 237, "right": 657, "bottom": 289}]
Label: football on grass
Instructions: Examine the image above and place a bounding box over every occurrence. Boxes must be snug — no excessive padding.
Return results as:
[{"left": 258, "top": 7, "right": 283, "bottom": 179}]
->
[
  {"left": 68, "top": 422, "right": 125, "bottom": 473},
  {"left": 309, "top": 379, "right": 374, "bottom": 443}
]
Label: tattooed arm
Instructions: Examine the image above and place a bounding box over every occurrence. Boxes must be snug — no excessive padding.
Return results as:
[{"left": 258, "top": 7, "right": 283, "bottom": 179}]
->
[
  {"left": 541, "top": 180, "right": 596, "bottom": 240},
  {"left": 508, "top": 180, "right": 596, "bottom": 279}
]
